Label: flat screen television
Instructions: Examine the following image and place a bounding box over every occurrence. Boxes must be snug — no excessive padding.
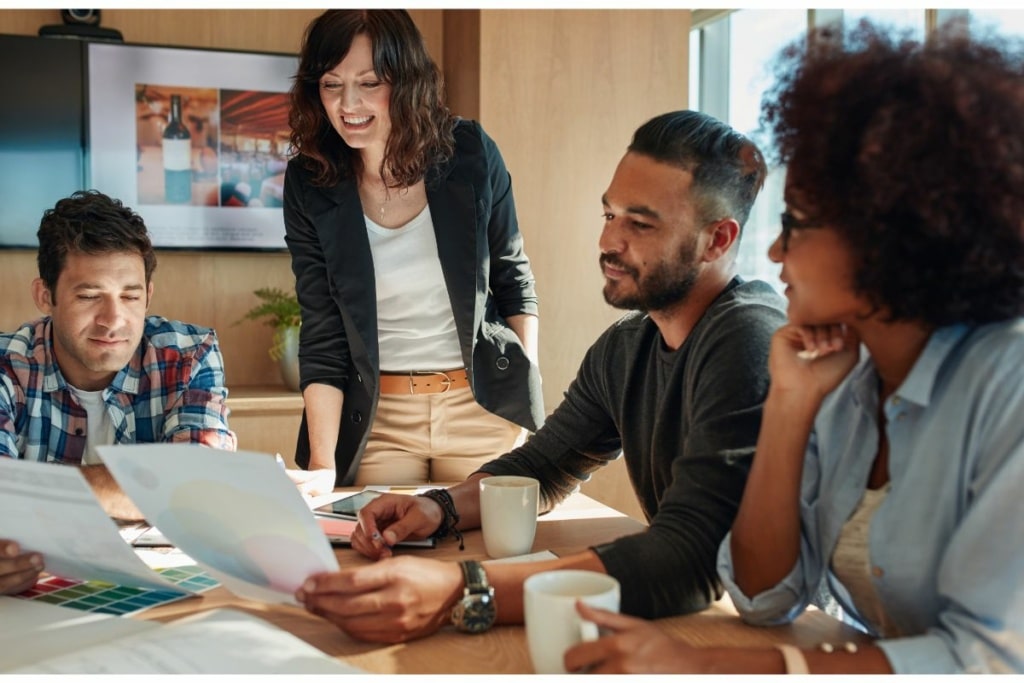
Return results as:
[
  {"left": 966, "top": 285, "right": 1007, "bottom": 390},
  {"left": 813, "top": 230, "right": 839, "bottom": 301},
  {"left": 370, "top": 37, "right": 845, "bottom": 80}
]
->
[
  {"left": 0, "top": 34, "right": 298, "bottom": 251},
  {"left": 87, "top": 42, "right": 298, "bottom": 250}
]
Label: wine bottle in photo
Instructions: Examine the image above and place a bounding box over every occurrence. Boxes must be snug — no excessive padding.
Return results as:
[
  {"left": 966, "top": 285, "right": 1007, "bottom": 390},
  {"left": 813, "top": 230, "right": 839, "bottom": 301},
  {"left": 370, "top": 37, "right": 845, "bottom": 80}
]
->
[{"left": 162, "top": 94, "right": 191, "bottom": 204}]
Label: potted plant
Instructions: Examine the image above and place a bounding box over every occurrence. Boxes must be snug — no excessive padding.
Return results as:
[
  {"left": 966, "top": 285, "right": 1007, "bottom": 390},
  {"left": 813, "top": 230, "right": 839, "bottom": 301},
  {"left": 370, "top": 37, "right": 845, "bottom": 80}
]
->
[{"left": 237, "top": 287, "right": 302, "bottom": 391}]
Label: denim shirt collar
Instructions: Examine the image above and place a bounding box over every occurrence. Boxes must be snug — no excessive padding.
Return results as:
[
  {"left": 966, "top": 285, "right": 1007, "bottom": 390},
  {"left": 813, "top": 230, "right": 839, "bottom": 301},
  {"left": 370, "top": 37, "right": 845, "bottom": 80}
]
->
[{"left": 848, "top": 324, "right": 971, "bottom": 411}]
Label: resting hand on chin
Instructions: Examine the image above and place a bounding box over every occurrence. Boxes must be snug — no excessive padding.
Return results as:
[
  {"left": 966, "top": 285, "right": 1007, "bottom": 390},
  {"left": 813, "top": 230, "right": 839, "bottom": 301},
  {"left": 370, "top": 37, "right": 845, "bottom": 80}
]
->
[{"left": 769, "top": 323, "right": 860, "bottom": 399}]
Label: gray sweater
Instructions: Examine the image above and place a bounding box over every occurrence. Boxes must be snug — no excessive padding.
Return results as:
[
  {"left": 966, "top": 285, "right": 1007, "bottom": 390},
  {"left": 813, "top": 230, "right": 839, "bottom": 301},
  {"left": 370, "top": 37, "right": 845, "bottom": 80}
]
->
[{"left": 478, "top": 277, "right": 786, "bottom": 618}]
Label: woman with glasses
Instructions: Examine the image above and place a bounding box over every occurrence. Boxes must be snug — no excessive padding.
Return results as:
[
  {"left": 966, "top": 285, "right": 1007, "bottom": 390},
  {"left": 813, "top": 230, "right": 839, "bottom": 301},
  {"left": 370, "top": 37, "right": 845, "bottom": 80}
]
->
[{"left": 564, "top": 19, "right": 1024, "bottom": 674}]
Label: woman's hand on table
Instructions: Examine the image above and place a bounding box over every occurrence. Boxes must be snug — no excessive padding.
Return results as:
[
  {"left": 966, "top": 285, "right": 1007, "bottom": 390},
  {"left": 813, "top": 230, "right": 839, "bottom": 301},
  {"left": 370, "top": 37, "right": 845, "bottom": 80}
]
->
[
  {"left": 564, "top": 602, "right": 706, "bottom": 674},
  {"left": 295, "top": 556, "right": 462, "bottom": 643},
  {"left": 285, "top": 467, "right": 336, "bottom": 497}
]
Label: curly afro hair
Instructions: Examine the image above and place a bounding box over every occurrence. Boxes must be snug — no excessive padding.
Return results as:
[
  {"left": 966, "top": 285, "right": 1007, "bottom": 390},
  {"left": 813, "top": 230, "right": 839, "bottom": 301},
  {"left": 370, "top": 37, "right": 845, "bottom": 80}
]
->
[{"left": 762, "top": 19, "right": 1024, "bottom": 326}]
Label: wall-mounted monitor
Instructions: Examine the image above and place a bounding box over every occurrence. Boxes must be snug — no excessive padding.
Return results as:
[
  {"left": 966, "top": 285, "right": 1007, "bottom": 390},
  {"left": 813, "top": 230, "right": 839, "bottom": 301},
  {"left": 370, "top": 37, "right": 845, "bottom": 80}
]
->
[
  {"left": 87, "top": 42, "right": 298, "bottom": 250},
  {"left": 0, "top": 34, "right": 298, "bottom": 251}
]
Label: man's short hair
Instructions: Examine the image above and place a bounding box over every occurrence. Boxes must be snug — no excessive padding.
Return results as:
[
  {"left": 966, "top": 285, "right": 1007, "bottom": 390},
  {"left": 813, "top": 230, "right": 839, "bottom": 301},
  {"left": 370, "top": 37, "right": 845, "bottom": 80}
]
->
[
  {"left": 628, "top": 111, "right": 767, "bottom": 235},
  {"left": 37, "top": 190, "right": 157, "bottom": 295}
]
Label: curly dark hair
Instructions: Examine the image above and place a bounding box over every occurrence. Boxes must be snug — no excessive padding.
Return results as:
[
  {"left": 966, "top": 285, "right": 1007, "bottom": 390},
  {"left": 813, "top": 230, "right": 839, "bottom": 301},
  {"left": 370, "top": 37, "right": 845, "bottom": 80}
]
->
[
  {"left": 37, "top": 190, "right": 157, "bottom": 296},
  {"left": 762, "top": 19, "right": 1024, "bottom": 326},
  {"left": 629, "top": 110, "right": 767, "bottom": 239},
  {"left": 288, "top": 9, "right": 455, "bottom": 188}
]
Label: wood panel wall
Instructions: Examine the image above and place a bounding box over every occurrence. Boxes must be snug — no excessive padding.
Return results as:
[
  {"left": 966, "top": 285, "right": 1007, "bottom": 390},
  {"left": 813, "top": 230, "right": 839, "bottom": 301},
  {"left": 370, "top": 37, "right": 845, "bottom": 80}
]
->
[{"left": 445, "top": 10, "right": 690, "bottom": 518}]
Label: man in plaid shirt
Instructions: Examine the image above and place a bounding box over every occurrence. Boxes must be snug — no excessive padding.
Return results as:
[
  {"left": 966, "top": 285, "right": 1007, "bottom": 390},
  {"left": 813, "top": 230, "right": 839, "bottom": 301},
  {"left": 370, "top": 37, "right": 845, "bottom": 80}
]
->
[{"left": 0, "top": 190, "right": 237, "bottom": 594}]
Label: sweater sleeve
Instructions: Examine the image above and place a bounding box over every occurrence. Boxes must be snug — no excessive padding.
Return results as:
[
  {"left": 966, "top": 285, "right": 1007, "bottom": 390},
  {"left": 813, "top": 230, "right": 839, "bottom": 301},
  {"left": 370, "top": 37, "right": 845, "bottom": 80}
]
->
[{"left": 476, "top": 325, "right": 624, "bottom": 507}]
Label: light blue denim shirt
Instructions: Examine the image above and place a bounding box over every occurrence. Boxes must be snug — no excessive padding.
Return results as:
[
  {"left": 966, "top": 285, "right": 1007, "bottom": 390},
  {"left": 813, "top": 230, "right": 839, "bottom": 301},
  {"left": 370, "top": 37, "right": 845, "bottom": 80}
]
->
[{"left": 717, "top": 320, "right": 1024, "bottom": 673}]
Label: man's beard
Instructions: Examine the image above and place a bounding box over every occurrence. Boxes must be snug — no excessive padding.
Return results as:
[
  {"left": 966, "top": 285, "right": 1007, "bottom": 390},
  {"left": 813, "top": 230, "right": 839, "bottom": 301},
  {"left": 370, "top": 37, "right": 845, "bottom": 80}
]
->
[{"left": 601, "top": 240, "right": 699, "bottom": 312}]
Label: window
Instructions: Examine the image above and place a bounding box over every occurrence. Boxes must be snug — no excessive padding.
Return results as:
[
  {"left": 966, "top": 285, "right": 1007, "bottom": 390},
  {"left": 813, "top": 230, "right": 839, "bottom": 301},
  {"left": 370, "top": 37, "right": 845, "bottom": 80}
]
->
[{"left": 969, "top": 9, "right": 1024, "bottom": 37}]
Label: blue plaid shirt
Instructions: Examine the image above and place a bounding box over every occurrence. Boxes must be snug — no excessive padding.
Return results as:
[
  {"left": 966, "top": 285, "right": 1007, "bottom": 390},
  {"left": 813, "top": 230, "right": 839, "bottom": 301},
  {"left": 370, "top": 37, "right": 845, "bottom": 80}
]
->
[{"left": 0, "top": 316, "right": 237, "bottom": 463}]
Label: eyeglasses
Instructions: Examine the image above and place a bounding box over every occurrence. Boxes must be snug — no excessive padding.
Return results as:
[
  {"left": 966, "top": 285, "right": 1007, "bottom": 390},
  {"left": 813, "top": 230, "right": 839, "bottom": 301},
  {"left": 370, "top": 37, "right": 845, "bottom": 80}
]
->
[{"left": 778, "top": 210, "right": 822, "bottom": 251}]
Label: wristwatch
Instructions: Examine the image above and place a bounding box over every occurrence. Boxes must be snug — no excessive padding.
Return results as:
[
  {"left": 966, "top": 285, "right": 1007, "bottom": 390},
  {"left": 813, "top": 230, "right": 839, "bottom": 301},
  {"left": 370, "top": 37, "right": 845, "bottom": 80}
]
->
[{"left": 450, "top": 560, "right": 496, "bottom": 634}]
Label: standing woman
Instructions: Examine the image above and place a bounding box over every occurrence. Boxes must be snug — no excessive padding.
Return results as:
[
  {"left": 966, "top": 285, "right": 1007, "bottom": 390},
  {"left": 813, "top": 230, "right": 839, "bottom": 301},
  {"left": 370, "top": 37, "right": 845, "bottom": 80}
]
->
[
  {"left": 563, "top": 20, "right": 1024, "bottom": 674},
  {"left": 284, "top": 10, "right": 543, "bottom": 491}
]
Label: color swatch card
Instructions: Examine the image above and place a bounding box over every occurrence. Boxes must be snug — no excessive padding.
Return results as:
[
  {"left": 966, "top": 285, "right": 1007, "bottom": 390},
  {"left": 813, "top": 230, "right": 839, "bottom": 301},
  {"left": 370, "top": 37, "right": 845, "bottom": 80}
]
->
[
  {"left": 0, "top": 458, "right": 196, "bottom": 595},
  {"left": 18, "top": 565, "right": 218, "bottom": 616},
  {"left": 97, "top": 444, "right": 340, "bottom": 605}
]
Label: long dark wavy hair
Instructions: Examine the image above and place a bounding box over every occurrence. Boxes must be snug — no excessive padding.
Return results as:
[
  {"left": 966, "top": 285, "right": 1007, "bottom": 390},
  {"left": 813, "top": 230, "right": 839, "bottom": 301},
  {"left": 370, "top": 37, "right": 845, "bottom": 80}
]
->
[
  {"left": 288, "top": 9, "right": 455, "bottom": 188},
  {"left": 763, "top": 20, "right": 1024, "bottom": 326}
]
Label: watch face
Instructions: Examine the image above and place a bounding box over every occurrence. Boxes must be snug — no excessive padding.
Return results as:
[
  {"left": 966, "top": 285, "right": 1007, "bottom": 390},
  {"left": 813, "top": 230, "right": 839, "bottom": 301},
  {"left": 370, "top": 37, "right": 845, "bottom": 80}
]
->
[{"left": 453, "top": 592, "right": 496, "bottom": 634}]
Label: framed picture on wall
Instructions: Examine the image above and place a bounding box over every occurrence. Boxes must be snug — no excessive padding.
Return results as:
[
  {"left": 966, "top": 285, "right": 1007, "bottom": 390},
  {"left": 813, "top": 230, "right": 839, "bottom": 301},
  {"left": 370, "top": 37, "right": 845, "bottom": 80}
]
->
[{"left": 87, "top": 42, "right": 298, "bottom": 250}]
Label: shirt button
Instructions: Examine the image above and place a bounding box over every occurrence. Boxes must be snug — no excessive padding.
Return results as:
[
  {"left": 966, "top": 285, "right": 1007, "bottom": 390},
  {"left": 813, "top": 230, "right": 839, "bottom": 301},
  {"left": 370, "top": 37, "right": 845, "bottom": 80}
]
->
[
  {"left": 897, "top": 413, "right": 906, "bottom": 421},
  {"left": 872, "top": 566, "right": 884, "bottom": 578},
  {"left": 892, "top": 397, "right": 901, "bottom": 406}
]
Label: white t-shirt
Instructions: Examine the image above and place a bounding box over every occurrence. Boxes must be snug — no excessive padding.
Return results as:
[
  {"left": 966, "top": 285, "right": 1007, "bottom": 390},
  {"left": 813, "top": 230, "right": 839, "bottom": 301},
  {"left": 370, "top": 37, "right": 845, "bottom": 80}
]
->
[
  {"left": 365, "top": 205, "right": 464, "bottom": 372},
  {"left": 68, "top": 386, "right": 116, "bottom": 465}
]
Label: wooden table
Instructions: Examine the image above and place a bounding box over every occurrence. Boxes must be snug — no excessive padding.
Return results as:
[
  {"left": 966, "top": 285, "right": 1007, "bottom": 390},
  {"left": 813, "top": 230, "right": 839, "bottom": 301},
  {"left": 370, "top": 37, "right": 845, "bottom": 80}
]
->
[{"left": 137, "top": 491, "right": 867, "bottom": 674}]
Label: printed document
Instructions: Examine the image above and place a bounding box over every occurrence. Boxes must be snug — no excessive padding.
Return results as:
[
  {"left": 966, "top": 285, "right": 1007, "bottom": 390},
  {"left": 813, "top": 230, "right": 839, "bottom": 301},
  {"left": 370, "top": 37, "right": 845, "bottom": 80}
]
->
[
  {"left": 0, "top": 458, "right": 191, "bottom": 594},
  {"left": 97, "top": 444, "right": 340, "bottom": 604}
]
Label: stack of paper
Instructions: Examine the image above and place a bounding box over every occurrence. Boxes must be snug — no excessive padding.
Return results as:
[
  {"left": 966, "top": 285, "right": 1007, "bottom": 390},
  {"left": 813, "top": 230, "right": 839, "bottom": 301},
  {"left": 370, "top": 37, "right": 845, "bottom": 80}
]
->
[{"left": 0, "top": 598, "right": 363, "bottom": 674}]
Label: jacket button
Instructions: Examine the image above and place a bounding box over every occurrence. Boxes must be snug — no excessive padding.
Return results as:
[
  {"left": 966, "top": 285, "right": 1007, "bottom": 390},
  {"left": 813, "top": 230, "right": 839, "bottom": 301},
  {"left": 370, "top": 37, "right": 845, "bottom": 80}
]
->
[
  {"left": 351, "top": 411, "right": 362, "bottom": 424},
  {"left": 495, "top": 356, "right": 510, "bottom": 370},
  {"left": 74, "top": 428, "right": 84, "bottom": 436},
  {"left": 356, "top": 373, "right": 362, "bottom": 383}
]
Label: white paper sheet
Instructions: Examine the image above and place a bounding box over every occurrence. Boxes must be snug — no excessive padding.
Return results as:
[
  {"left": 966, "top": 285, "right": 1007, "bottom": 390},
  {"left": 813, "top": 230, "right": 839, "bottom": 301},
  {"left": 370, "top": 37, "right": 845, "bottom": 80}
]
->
[
  {"left": 0, "top": 598, "right": 157, "bottom": 671},
  {"left": 0, "top": 458, "right": 191, "bottom": 593},
  {"left": 97, "top": 444, "right": 339, "bottom": 605},
  {"left": 3, "top": 600, "right": 361, "bottom": 674}
]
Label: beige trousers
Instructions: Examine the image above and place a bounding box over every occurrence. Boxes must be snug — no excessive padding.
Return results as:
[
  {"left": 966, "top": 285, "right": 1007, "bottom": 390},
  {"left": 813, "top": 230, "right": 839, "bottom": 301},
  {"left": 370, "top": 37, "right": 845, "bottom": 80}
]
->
[{"left": 354, "top": 386, "right": 526, "bottom": 485}]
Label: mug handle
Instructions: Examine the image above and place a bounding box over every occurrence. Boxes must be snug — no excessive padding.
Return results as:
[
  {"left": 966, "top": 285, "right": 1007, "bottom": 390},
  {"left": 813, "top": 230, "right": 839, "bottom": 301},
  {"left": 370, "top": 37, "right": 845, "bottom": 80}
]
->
[{"left": 578, "top": 619, "right": 601, "bottom": 642}]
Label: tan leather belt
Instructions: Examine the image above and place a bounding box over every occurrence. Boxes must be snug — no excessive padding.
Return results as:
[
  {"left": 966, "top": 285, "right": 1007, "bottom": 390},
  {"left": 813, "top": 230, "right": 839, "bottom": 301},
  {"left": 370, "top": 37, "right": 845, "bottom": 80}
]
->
[{"left": 378, "top": 369, "right": 470, "bottom": 395}]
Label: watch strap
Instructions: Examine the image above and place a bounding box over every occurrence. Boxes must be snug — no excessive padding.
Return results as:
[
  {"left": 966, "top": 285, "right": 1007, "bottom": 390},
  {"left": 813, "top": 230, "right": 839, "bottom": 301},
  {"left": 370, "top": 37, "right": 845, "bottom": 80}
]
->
[{"left": 460, "top": 559, "right": 489, "bottom": 593}]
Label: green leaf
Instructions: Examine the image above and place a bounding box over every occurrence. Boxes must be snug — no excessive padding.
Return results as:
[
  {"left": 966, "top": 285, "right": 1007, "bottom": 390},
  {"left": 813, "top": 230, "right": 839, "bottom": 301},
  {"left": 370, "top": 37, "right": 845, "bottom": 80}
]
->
[{"left": 235, "top": 288, "right": 302, "bottom": 361}]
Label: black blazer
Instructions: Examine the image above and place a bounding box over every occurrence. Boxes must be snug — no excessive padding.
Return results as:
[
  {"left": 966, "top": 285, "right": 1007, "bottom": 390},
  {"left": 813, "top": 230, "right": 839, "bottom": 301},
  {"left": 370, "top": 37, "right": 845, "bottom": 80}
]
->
[{"left": 283, "top": 120, "right": 545, "bottom": 485}]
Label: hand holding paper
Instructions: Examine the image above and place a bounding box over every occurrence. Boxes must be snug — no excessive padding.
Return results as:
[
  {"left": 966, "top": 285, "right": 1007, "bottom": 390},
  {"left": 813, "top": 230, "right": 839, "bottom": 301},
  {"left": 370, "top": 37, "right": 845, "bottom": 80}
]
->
[{"left": 97, "top": 444, "right": 339, "bottom": 604}]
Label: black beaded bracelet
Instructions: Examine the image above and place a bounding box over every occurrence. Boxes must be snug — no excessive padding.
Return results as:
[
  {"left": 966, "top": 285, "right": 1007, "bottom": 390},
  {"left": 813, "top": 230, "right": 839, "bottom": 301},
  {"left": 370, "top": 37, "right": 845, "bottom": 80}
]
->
[{"left": 417, "top": 488, "right": 464, "bottom": 551}]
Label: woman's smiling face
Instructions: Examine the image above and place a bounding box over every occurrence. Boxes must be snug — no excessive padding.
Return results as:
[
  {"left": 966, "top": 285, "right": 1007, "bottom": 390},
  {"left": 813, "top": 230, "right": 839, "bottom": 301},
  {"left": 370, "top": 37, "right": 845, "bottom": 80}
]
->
[{"left": 319, "top": 32, "right": 393, "bottom": 155}]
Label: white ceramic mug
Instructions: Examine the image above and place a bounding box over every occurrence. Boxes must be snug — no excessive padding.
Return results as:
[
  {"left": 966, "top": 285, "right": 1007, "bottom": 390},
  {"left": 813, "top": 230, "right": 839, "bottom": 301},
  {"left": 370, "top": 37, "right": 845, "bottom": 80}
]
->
[
  {"left": 523, "top": 569, "right": 621, "bottom": 674},
  {"left": 479, "top": 475, "right": 539, "bottom": 559}
]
